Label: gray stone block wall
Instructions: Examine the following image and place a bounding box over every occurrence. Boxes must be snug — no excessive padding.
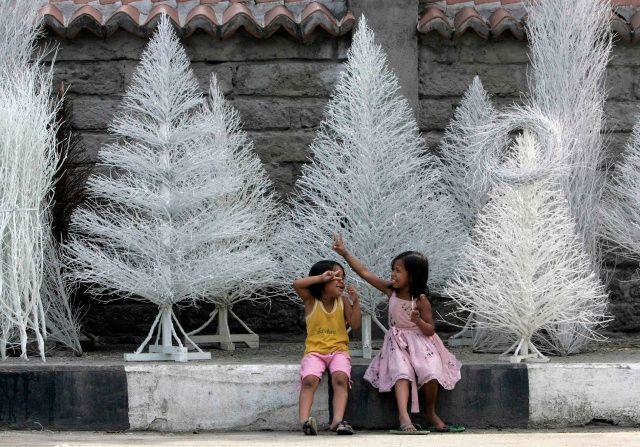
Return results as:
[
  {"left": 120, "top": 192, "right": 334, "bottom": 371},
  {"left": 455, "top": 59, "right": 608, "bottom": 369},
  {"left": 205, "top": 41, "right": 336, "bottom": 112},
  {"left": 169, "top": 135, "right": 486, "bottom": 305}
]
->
[{"left": 47, "top": 29, "right": 349, "bottom": 197}]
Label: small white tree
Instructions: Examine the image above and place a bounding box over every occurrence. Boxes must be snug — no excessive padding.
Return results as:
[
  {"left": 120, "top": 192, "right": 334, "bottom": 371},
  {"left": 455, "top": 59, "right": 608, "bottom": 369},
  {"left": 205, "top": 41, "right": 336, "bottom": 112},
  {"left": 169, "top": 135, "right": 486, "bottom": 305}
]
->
[
  {"left": 601, "top": 120, "right": 640, "bottom": 260},
  {"left": 445, "top": 132, "right": 609, "bottom": 363},
  {"left": 185, "top": 77, "right": 280, "bottom": 351},
  {"left": 0, "top": 1, "right": 61, "bottom": 361},
  {"left": 67, "top": 16, "right": 278, "bottom": 362},
  {"left": 274, "top": 16, "right": 465, "bottom": 358},
  {"left": 438, "top": 76, "right": 512, "bottom": 351},
  {"left": 440, "top": 76, "right": 500, "bottom": 233},
  {"left": 41, "top": 230, "right": 83, "bottom": 355}
]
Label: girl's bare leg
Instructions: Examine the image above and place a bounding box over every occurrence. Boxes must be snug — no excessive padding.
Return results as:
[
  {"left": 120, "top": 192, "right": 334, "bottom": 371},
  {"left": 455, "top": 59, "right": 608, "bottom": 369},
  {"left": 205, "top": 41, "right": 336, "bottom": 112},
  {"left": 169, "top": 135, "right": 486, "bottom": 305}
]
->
[
  {"left": 394, "top": 379, "right": 416, "bottom": 431},
  {"left": 422, "top": 379, "right": 445, "bottom": 430},
  {"left": 329, "top": 372, "right": 350, "bottom": 430},
  {"left": 299, "top": 375, "right": 320, "bottom": 423}
]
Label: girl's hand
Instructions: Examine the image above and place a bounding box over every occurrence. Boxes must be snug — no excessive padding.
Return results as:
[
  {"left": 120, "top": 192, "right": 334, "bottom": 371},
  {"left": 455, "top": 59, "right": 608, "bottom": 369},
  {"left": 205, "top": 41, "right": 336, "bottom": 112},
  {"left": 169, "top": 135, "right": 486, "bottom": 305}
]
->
[
  {"left": 332, "top": 233, "right": 348, "bottom": 256},
  {"left": 346, "top": 285, "right": 359, "bottom": 304},
  {"left": 321, "top": 270, "right": 337, "bottom": 282},
  {"left": 410, "top": 310, "right": 421, "bottom": 324}
]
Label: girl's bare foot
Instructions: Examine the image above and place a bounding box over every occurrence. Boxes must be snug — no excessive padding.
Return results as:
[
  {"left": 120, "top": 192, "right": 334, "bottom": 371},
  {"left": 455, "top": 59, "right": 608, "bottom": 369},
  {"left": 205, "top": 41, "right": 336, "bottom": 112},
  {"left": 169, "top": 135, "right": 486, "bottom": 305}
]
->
[
  {"left": 426, "top": 413, "right": 445, "bottom": 431},
  {"left": 399, "top": 415, "right": 417, "bottom": 432}
]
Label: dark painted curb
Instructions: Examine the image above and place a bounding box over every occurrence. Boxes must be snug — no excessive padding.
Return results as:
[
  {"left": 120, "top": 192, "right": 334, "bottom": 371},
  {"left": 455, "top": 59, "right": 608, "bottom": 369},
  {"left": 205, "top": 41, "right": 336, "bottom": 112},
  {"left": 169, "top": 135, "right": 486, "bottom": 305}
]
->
[
  {"left": 330, "top": 363, "right": 529, "bottom": 429},
  {"left": 0, "top": 366, "right": 129, "bottom": 430}
]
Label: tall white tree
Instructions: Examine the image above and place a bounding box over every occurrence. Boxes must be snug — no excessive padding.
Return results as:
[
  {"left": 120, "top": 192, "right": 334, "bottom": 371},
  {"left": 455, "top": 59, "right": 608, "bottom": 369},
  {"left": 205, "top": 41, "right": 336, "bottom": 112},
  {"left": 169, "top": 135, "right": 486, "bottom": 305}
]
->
[
  {"left": 0, "top": 1, "right": 61, "bottom": 361},
  {"left": 523, "top": 0, "right": 612, "bottom": 354},
  {"left": 445, "top": 132, "right": 609, "bottom": 363},
  {"left": 526, "top": 0, "right": 611, "bottom": 262},
  {"left": 274, "top": 16, "right": 465, "bottom": 358},
  {"left": 67, "top": 15, "right": 278, "bottom": 362}
]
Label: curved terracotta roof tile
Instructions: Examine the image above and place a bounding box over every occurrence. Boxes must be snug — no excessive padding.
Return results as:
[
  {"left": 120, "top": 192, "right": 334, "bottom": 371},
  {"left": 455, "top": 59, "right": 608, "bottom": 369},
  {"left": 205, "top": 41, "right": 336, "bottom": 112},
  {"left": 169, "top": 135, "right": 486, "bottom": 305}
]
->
[
  {"left": 417, "top": 7, "right": 453, "bottom": 38},
  {"left": 418, "top": 1, "right": 640, "bottom": 42},
  {"left": 489, "top": 8, "right": 524, "bottom": 40},
  {"left": 41, "top": 0, "right": 353, "bottom": 40},
  {"left": 629, "top": 11, "right": 640, "bottom": 43},
  {"left": 454, "top": 6, "right": 489, "bottom": 39}
]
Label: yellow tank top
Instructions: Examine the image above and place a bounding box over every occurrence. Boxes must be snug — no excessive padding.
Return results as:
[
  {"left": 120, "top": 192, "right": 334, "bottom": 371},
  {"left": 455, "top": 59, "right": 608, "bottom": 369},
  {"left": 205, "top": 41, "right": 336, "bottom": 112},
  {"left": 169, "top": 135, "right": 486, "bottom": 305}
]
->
[{"left": 304, "top": 298, "right": 350, "bottom": 356}]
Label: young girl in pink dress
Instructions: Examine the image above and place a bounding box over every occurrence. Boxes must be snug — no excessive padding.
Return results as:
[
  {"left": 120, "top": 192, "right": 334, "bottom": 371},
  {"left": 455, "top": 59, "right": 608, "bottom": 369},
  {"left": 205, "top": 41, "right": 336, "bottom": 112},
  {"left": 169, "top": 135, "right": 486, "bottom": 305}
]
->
[{"left": 333, "top": 234, "right": 463, "bottom": 433}]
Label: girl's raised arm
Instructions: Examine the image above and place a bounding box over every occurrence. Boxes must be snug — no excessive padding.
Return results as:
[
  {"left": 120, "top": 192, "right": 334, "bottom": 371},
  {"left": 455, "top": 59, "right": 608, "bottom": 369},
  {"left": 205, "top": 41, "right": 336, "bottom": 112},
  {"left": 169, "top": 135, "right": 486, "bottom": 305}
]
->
[
  {"left": 293, "top": 271, "right": 336, "bottom": 304},
  {"left": 332, "top": 234, "right": 392, "bottom": 296}
]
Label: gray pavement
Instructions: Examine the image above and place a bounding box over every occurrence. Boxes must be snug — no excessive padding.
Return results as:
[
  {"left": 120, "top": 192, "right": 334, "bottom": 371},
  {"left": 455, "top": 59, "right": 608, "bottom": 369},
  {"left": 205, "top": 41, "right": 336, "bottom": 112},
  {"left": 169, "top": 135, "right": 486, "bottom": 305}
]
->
[
  {"left": 3, "top": 331, "right": 640, "bottom": 366},
  {"left": 1, "top": 429, "right": 640, "bottom": 447}
]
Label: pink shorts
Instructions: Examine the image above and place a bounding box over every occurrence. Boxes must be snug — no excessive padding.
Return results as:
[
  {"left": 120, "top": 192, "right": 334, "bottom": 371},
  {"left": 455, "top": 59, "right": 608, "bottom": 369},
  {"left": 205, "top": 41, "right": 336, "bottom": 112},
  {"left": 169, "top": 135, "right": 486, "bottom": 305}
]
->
[{"left": 300, "top": 351, "right": 352, "bottom": 382}]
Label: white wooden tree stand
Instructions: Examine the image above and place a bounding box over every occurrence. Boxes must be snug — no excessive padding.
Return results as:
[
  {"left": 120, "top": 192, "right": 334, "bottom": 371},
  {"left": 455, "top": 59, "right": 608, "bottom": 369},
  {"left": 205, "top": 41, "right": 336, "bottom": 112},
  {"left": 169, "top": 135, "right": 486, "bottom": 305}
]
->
[
  {"left": 498, "top": 337, "right": 549, "bottom": 364},
  {"left": 447, "top": 313, "right": 476, "bottom": 347},
  {"left": 124, "top": 306, "right": 211, "bottom": 362},
  {"left": 349, "top": 312, "right": 387, "bottom": 359},
  {"left": 186, "top": 304, "right": 258, "bottom": 351}
]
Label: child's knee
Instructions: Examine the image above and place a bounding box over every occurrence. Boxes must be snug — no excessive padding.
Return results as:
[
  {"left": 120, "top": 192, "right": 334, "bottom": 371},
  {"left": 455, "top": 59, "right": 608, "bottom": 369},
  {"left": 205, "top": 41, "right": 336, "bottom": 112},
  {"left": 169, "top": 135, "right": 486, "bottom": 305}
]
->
[
  {"left": 331, "top": 372, "right": 349, "bottom": 389},
  {"left": 301, "top": 375, "right": 321, "bottom": 390}
]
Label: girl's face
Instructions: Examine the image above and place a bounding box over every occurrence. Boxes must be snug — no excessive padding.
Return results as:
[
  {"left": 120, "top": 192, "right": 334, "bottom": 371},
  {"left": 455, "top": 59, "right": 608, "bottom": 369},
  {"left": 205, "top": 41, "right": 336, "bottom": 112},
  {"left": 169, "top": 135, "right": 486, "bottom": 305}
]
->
[
  {"left": 391, "top": 259, "right": 410, "bottom": 291},
  {"left": 323, "top": 266, "right": 345, "bottom": 299}
]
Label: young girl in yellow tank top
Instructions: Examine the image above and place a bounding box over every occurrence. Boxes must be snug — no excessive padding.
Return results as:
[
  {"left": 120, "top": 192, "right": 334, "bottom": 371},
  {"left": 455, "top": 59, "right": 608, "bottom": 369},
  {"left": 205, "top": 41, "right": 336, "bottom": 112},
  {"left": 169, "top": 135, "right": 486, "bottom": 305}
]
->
[{"left": 293, "top": 260, "right": 361, "bottom": 436}]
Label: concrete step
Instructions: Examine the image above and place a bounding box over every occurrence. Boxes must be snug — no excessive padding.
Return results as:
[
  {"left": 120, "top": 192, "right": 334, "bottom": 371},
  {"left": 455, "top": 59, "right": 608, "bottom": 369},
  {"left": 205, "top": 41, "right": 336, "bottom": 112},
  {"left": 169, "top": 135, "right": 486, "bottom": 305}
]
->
[{"left": 1, "top": 361, "right": 639, "bottom": 431}]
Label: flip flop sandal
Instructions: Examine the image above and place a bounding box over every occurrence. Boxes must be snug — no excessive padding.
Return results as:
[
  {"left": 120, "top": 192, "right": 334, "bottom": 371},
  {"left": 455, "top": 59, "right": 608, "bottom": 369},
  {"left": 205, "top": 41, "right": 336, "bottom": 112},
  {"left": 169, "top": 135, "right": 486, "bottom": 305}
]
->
[
  {"left": 336, "top": 420, "right": 355, "bottom": 435},
  {"left": 302, "top": 417, "right": 318, "bottom": 435},
  {"left": 428, "top": 423, "right": 465, "bottom": 433},
  {"left": 389, "top": 423, "right": 430, "bottom": 435}
]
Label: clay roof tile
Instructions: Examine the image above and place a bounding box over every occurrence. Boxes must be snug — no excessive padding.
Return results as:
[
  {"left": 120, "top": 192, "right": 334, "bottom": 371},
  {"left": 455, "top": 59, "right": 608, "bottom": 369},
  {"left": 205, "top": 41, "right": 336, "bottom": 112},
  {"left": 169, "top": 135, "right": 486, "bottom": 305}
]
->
[
  {"left": 418, "top": 0, "right": 640, "bottom": 41},
  {"left": 41, "top": 0, "right": 352, "bottom": 40}
]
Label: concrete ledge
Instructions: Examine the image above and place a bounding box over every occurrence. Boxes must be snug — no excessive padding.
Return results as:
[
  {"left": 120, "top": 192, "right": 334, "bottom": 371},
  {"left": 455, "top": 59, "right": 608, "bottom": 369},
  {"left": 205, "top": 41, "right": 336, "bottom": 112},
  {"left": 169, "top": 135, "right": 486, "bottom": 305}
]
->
[
  {"left": 334, "top": 364, "right": 529, "bottom": 429},
  {"left": 2, "top": 361, "right": 640, "bottom": 431},
  {"left": 528, "top": 363, "right": 640, "bottom": 427},
  {"left": 125, "top": 364, "right": 328, "bottom": 432},
  {"left": 0, "top": 366, "right": 129, "bottom": 430}
]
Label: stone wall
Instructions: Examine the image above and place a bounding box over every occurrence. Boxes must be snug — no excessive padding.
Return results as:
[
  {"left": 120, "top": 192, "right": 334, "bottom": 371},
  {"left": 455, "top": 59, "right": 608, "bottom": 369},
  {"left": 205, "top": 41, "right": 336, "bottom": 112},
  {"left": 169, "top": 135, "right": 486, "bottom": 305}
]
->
[{"left": 44, "top": 22, "right": 640, "bottom": 344}]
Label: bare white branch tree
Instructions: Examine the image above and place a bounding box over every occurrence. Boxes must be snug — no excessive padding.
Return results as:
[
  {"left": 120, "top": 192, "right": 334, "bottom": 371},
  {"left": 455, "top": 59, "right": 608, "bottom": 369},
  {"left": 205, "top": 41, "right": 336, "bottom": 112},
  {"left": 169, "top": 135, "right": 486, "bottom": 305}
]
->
[
  {"left": 526, "top": 0, "right": 611, "bottom": 262},
  {"left": 274, "top": 16, "right": 466, "bottom": 358},
  {"left": 0, "top": 1, "right": 61, "bottom": 361},
  {"left": 445, "top": 131, "right": 610, "bottom": 363},
  {"left": 66, "top": 15, "right": 278, "bottom": 362},
  {"left": 41, "top": 229, "right": 83, "bottom": 355}
]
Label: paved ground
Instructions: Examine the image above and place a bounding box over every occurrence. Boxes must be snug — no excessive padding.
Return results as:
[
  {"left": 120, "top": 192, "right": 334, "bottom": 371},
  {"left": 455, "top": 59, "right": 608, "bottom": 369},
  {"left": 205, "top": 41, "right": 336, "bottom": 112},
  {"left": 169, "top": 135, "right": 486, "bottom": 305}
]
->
[
  {"left": 1, "top": 429, "right": 640, "bottom": 447},
  {"left": 3, "top": 332, "right": 640, "bottom": 366}
]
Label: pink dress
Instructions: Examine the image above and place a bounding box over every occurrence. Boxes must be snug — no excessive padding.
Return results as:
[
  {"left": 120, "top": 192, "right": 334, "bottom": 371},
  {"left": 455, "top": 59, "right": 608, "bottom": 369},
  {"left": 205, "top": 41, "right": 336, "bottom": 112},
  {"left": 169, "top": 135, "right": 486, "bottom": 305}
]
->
[{"left": 363, "top": 292, "right": 462, "bottom": 413}]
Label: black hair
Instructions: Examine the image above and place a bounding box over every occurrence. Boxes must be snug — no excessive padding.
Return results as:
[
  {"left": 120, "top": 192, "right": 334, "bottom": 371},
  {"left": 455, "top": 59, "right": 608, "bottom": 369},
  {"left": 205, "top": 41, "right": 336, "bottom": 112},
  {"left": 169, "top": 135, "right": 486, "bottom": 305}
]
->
[
  {"left": 391, "top": 251, "right": 430, "bottom": 298},
  {"left": 308, "top": 260, "right": 346, "bottom": 300}
]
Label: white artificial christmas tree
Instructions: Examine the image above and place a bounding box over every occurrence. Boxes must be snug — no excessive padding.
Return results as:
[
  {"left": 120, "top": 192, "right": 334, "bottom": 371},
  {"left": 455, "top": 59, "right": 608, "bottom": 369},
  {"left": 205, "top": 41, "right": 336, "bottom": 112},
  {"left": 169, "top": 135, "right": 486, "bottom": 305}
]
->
[
  {"left": 523, "top": 0, "right": 612, "bottom": 354},
  {"left": 526, "top": 0, "right": 611, "bottom": 262},
  {"left": 438, "top": 76, "right": 511, "bottom": 351},
  {"left": 445, "top": 132, "right": 609, "bottom": 363},
  {"left": 67, "top": 16, "right": 278, "bottom": 361},
  {"left": 0, "top": 1, "right": 61, "bottom": 361},
  {"left": 274, "top": 16, "right": 465, "bottom": 358},
  {"left": 601, "top": 120, "right": 640, "bottom": 260},
  {"left": 184, "top": 78, "right": 279, "bottom": 351}
]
